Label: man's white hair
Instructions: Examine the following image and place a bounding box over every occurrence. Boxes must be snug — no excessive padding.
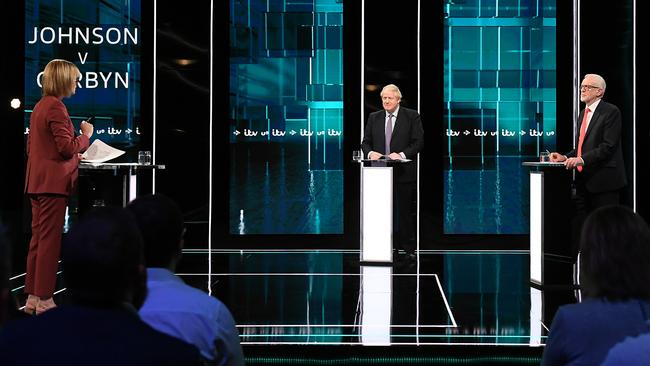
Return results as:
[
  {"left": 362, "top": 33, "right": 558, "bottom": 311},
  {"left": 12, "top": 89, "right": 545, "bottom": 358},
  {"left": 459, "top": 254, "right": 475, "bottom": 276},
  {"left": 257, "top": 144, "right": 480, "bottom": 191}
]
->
[
  {"left": 584, "top": 74, "right": 606, "bottom": 92},
  {"left": 380, "top": 84, "right": 402, "bottom": 99}
]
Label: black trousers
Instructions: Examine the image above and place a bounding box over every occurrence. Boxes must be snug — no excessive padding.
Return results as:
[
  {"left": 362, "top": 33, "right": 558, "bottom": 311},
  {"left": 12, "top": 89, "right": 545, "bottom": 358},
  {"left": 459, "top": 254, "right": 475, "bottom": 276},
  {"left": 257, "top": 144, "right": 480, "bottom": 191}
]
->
[
  {"left": 394, "top": 181, "right": 416, "bottom": 253},
  {"left": 570, "top": 179, "right": 621, "bottom": 257}
]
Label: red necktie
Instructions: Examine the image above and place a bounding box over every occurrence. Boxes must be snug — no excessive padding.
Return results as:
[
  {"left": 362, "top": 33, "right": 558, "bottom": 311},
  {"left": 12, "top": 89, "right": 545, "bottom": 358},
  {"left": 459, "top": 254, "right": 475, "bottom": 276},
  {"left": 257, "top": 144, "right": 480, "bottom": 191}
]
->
[{"left": 576, "top": 107, "right": 590, "bottom": 172}]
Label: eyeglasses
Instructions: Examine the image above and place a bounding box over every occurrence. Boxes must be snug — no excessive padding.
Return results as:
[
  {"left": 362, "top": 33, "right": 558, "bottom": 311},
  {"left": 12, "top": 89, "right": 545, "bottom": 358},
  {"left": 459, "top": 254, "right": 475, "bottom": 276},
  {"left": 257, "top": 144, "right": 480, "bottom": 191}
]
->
[{"left": 580, "top": 85, "right": 600, "bottom": 91}]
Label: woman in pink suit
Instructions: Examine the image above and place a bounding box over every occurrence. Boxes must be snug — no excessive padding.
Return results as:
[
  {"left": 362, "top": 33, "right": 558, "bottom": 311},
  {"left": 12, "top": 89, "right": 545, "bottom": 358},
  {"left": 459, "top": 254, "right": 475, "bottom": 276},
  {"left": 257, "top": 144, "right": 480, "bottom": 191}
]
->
[{"left": 24, "top": 59, "right": 94, "bottom": 315}]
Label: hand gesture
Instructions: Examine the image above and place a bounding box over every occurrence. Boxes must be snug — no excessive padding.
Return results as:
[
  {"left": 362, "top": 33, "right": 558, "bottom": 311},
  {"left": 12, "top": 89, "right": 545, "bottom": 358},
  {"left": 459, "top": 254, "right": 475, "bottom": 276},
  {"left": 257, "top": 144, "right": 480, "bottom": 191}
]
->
[{"left": 80, "top": 120, "right": 94, "bottom": 138}]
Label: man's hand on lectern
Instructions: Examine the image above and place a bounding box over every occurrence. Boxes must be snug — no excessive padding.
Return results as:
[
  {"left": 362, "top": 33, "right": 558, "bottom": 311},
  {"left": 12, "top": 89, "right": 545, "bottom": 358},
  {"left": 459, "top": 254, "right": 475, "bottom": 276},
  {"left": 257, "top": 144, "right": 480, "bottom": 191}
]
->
[
  {"left": 388, "top": 152, "right": 402, "bottom": 160},
  {"left": 564, "top": 157, "right": 584, "bottom": 170},
  {"left": 549, "top": 152, "right": 566, "bottom": 162},
  {"left": 369, "top": 151, "right": 383, "bottom": 160}
]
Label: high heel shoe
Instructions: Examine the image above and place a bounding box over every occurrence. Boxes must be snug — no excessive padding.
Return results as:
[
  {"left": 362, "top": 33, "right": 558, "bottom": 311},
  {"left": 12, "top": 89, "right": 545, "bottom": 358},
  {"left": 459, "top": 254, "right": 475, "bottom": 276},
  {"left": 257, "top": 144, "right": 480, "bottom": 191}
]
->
[
  {"left": 23, "top": 294, "right": 39, "bottom": 315},
  {"left": 35, "top": 297, "right": 57, "bottom": 315}
]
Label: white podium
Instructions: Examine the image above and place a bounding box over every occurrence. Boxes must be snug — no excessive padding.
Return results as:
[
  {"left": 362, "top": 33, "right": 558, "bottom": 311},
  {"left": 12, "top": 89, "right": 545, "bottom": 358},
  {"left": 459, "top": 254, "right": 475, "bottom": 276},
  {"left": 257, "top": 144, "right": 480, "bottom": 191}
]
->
[
  {"left": 522, "top": 161, "right": 572, "bottom": 286},
  {"left": 357, "top": 159, "right": 411, "bottom": 263}
]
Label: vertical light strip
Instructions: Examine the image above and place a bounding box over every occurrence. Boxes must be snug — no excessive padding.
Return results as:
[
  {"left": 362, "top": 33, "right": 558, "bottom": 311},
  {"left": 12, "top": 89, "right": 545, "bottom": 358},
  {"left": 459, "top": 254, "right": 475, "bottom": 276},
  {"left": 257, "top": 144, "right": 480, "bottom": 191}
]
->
[
  {"left": 307, "top": 108, "right": 311, "bottom": 168},
  {"left": 476, "top": 24, "right": 485, "bottom": 165},
  {"left": 361, "top": 0, "right": 365, "bottom": 140},
  {"left": 530, "top": 172, "right": 543, "bottom": 285},
  {"left": 360, "top": 0, "right": 365, "bottom": 264},
  {"left": 308, "top": 12, "right": 314, "bottom": 169},
  {"left": 529, "top": 287, "right": 543, "bottom": 346},
  {"left": 416, "top": 0, "right": 421, "bottom": 345},
  {"left": 519, "top": 27, "right": 523, "bottom": 153},
  {"left": 496, "top": 27, "right": 501, "bottom": 152},
  {"left": 152, "top": 0, "right": 157, "bottom": 193},
  {"left": 208, "top": 0, "right": 214, "bottom": 295},
  {"left": 129, "top": 173, "right": 137, "bottom": 203},
  {"left": 633, "top": 0, "right": 637, "bottom": 211},
  {"left": 575, "top": 0, "right": 580, "bottom": 115},
  {"left": 447, "top": 16, "right": 452, "bottom": 159},
  {"left": 479, "top": 27, "right": 483, "bottom": 105}
]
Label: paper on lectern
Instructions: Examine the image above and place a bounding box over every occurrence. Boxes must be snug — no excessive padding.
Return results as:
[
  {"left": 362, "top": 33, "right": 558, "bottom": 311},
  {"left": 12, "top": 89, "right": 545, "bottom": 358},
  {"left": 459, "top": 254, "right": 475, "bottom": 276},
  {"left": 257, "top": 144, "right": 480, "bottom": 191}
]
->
[{"left": 81, "top": 139, "right": 125, "bottom": 163}]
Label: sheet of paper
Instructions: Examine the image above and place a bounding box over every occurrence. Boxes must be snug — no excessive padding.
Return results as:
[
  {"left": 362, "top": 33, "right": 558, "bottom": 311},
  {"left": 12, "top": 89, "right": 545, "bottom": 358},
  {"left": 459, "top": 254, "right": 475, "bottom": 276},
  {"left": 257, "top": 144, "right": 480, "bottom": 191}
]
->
[{"left": 81, "top": 139, "right": 125, "bottom": 163}]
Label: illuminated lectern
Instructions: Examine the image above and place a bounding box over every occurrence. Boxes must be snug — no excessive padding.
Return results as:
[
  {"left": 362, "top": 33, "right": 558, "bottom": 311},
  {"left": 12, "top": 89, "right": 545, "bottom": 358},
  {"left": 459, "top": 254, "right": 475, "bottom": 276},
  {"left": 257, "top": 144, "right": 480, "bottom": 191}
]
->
[
  {"left": 356, "top": 158, "right": 411, "bottom": 263},
  {"left": 522, "top": 161, "right": 572, "bottom": 286}
]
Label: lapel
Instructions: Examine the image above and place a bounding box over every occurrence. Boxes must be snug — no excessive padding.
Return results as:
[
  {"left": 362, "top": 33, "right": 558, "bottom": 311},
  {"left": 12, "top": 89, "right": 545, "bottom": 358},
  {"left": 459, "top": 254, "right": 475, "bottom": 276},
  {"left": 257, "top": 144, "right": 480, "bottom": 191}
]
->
[
  {"left": 576, "top": 109, "right": 584, "bottom": 144},
  {"left": 392, "top": 110, "right": 403, "bottom": 140},
  {"left": 377, "top": 112, "right": 387, "bottom": 152},
  {"left": 583, "top": 103, "right": 604, "bottom": 142},
  {"left": 378, "top": 111, "right": 387, "bottom": 136}
]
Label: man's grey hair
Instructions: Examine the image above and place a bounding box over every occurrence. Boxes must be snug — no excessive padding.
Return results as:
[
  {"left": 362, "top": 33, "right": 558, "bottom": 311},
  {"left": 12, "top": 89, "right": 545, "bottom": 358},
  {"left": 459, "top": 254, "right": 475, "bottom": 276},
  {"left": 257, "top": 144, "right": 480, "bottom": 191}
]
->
[
  {"left": 380, "top": 84, "right": 402, "bottom": 99},
  {"left": 585, "top": 74, "right": 606, "bottom": 93}
]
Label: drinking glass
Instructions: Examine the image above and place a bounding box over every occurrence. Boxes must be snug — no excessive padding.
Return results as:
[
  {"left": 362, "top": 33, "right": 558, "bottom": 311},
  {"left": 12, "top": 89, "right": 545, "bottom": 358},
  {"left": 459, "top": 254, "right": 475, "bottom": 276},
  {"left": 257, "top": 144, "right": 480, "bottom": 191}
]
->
[
  {"left": 352, "top": 150, "right": 362, "bottom": 161},
  {"left": 138, "top": 151, "right": 152, "bottom": 165},
  {"left": 539, "top": 151, "right": 550, "bottom": 162}
]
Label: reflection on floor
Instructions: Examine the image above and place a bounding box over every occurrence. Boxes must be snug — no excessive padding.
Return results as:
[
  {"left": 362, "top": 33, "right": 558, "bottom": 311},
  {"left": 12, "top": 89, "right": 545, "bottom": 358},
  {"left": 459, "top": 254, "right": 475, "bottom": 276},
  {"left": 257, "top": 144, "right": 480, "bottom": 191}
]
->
[
  {"left": 197, "top": 250, "right": 575, "bottom": 347},
  {"left": 10, "top": 250, "right": 577, "bottom": 363},
  {"left": 229, "top": 144, "right": 344, "bottom": 235},
  {"left": 444, "top": 156, "right": 531, "bottom": 234}
]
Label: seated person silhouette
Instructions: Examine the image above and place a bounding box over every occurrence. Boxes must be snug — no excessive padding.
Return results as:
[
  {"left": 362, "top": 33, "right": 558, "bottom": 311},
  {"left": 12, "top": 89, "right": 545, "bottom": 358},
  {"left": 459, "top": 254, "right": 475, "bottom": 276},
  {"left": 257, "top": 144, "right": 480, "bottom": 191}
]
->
[
  {"left": 0, "top": 207, "right": 204, "bottom": 366},
  {"left": 541, "top": 205, "right": 650, "bottom": 366},
  {"left": 127, "top": 194, "right": 244, "bottom": 366},
  {"left": 602, "top": 328, "right": 650, "bottom": 366}
]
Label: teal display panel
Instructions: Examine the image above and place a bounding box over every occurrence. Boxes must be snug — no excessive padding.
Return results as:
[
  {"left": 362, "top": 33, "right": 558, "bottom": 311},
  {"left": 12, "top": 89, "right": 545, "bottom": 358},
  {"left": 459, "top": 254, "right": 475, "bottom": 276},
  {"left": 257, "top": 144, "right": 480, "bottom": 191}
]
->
[
  {"left": 229, "top": 0, "right": 344, "bottom": 234},
  {"left": 443, "top": 0, "right": 557, "bottom": 234},
  {"left": 25, "top": 0, "right": 141, "bottom": 148}
]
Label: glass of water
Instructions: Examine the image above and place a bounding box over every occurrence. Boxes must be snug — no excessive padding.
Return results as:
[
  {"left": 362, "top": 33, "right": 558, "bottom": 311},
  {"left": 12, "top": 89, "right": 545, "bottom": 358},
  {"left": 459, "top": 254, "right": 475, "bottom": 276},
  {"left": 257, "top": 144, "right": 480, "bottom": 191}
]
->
[
  {"left": 352, "top": 150, "right": 362, "bottom": 161},
  {"left": 138, "top": 150, "right": 152, "bottom": 165},
  {"left": 539, "top": 151, "right": 550, "bottom": 162}
]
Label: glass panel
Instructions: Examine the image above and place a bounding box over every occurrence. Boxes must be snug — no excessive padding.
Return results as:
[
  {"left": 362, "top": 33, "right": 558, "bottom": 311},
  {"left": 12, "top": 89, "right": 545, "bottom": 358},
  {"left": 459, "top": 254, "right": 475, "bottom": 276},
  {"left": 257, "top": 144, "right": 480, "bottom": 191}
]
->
[
  {"left": 229, "top": 0, "right": 344, "bottom": 234},
  {"left": 24, "top": 0, "right": 141, "bottom": 150},
  {"left": 443, "top": 0, "right": 557, "bottom": 234}
]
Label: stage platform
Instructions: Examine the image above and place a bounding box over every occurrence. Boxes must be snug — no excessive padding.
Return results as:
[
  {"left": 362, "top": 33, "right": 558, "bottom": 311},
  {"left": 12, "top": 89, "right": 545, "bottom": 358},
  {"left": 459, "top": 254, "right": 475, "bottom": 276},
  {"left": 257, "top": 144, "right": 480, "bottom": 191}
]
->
[{"left": 11, "top": 248, "right": 577, "bottom": 365}]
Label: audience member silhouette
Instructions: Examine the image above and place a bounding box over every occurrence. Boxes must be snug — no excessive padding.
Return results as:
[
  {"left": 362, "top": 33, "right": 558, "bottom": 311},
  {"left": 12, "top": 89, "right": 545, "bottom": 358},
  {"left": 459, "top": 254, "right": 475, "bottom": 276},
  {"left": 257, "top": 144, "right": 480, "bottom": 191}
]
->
[
  {"left": 0, "top": 207, "right": 204, "bottom": 366},
  {"left": 601, "top": 329, "right": 650, "bottom": 366},
  {"left": 127, "top": 194, "right": 244, "bottom": 366},
  {"left": 541, "top": 205, "right": 650, "bottom": 366}
]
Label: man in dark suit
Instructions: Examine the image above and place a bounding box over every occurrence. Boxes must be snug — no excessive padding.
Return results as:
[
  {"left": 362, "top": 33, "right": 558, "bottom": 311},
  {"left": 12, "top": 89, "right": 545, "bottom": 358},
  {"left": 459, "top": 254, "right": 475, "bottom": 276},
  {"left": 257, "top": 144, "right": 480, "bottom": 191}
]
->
[
  {"left": 0, "top": 207, "right": 203, "bottom": 366},
  {"left": 550, "top": 73, "right": 627, "bottom": 256},
  {"left": 361, "top": 84, "right": 424, "bottom": 257}
]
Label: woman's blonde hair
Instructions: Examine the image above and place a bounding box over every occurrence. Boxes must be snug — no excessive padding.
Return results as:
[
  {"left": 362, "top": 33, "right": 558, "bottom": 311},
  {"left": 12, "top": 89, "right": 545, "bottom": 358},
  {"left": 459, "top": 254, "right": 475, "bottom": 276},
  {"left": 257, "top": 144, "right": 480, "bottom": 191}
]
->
[{"left": 41, "top": 59, "right": 80, "bottom": 97}]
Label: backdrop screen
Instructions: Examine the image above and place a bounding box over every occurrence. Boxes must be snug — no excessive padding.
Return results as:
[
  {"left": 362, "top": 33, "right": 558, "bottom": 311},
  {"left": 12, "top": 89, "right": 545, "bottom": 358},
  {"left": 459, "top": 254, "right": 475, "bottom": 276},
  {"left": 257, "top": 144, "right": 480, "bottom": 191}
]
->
[
  {"left": 229, "top": 0, "right": 344, "bottom": 235},
  {"left": 442, "top": 0, "right": 558, "bottom": 234},
  {"left": 25, "top": 0, "right": 141, "bottom": 150}
]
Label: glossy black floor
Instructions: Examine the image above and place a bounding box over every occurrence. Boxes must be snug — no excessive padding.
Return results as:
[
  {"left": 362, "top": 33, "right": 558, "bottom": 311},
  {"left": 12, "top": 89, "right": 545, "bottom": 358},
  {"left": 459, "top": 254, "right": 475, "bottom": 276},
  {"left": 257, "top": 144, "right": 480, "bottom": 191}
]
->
[{"left": 10, "top": 246, "right": 578, "bottom": 364}]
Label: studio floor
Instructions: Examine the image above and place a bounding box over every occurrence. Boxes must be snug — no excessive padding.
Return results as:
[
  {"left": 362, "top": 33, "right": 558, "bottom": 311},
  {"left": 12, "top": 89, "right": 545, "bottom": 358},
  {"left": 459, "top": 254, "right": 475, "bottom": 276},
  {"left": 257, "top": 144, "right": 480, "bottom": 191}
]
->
[{"left": 10, "top": 248, "right": 578, "bottom": 364}]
